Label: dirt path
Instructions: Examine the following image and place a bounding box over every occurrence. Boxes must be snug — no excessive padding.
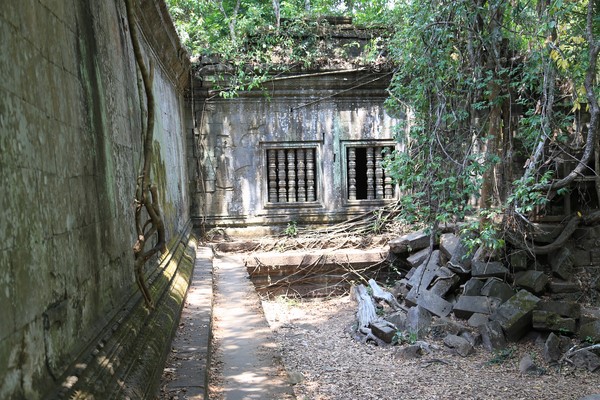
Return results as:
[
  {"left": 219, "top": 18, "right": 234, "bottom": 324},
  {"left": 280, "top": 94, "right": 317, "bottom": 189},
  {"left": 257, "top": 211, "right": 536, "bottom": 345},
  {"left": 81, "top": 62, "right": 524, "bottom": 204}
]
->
[{"left": 209, "top": 253, "right": 295, "bottom": 400}]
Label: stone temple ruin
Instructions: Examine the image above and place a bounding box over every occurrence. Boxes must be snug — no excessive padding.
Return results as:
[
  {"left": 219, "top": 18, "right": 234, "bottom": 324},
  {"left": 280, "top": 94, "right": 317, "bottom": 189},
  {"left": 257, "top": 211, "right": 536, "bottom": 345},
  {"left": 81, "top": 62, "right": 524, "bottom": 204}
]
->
[
  {"left": 342, "top": 228, "right": 600, "bottom": 371},
  {"left": 2, "top": 0, "right": 600, "bottom": 399}
]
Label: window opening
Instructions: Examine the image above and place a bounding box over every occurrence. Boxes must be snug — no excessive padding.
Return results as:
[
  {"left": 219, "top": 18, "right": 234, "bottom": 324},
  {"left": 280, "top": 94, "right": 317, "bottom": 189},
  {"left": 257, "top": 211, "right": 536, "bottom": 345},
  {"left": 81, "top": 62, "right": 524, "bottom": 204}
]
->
[
  {"left": 347, "top": 146, "right": 393, "bottom": 200},
  {"left": 267, "top": 148, "right": 317, "bottom": 203}
]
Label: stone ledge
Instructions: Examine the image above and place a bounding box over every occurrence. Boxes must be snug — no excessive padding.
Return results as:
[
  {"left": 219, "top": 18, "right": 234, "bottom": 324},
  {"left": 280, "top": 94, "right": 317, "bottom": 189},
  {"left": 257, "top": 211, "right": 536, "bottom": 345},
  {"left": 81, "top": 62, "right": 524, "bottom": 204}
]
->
[{"left": 47, "top": 223, "right": 197, "bottom": 399}]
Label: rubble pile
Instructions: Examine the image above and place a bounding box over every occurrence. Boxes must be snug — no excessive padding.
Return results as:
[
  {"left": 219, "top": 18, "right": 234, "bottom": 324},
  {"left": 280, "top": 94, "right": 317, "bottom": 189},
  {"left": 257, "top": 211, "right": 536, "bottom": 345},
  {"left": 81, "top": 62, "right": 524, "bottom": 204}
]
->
[{"left": 357, "top": 230, "right": 600, "bottom": 372}]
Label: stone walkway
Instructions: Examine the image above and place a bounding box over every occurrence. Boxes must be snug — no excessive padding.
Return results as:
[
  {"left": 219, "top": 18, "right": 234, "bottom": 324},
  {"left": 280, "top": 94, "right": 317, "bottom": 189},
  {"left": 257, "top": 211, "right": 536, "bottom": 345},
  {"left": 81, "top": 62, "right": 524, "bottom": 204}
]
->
[{"left": 159, "top": 247, "right": 295, "bottom": 400}]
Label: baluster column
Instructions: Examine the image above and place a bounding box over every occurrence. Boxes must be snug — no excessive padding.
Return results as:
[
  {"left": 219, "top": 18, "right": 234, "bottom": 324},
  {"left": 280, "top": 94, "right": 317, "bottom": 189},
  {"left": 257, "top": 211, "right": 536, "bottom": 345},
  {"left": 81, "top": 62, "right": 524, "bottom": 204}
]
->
[
  {"left": 306, "top": 149, "right": 315, "bottom": 201},
  {"left": 375, "top": 147, "right": 384, "bottom": 199},
  {"left": 348, "top": 148, "right": 356, "bottom": 200},
  {"left": 287, "top": 150, "right": 296, "bottom": 202},
  {"left": 268, "top": 149, "right": 278, "bottom": 202},
  {"left": 297, "top": 149, "right": 306, "bottom": 202},
  {"left": 277, "top": 149, "right": 287, "bottom": 202},
  {"left": 366, "top": 147, "right": 374, "bottom": 199}
]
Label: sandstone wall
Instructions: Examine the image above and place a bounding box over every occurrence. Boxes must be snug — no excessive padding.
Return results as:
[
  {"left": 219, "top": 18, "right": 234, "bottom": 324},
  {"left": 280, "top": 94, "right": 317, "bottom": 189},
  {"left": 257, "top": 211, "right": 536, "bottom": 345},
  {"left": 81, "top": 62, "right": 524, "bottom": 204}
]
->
[
  {"left": 191, "top": 70, "right": 403, "bottom": 232},
  {"left": 0, "top": 1, "right": 191, "bottom": 398}
]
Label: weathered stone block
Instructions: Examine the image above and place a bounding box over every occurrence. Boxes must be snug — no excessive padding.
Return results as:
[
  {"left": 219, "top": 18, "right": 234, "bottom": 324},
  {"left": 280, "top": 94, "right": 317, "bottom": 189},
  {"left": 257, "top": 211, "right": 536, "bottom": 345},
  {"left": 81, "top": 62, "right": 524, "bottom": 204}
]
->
[
  {"left": 407, "top": 305, "right": 432, "bottom": 337},
  {"left": 462, "top": 278, "right": 484, "bottom": 296},
  {"left": 391, "top": 279, "right": 410, "bottom": 300},
  {"left": 579, "top": 321, "right": 600, "bottom": 343},
  {"left": 395, "top": 344, "right": 423, "bottom": 359},
  {"left": 370, "top": 321, "right": 396, "bottom": 344},
  {"left": 471, "top": 260, "right": 509, "bottom": 279},
  {"left": 550, "top": 247, "right": 573, "bottom": 281},
  {"left": 572, "top": 249, "right": 591, "bottom": 266},
  {"left": 453, "top": 296, "right": 502, "bottom": 319},
  {"left": 509, "top": 250, "right": 529, "bottom": 272},
  {"left": 548, "top": 279, "right": 581, "bottom": 293},
  {"left": 443, "top": 334, "right": 474, "bottom": 357},
  {"left": 532, "top": 310, "right": 577, "bottom": 334},
  {"left": 491, "top": 289, "right": 541, "bottom": 342},
  {"left": 468, "top": 313, "right": 489, "bottom": 328},
  {"left": 406, "top": 247, "right": 430, "bottom": 268},
  {"left": 406, "top": 287, "right": 453, "bottom": 317},
  {"left": 430, "top": 267, "right": 460, "bottom": 296},
  {"left": 543, "top": 332, "right": 571, "bottom": 364},
  {"left": 480, "top": 278, "right": 515, "bottom": 303},
  {"left": 448, "top": 238, "right": 473, "bottom": 273},
  {"left": 439, "top": 233, "right": 459, "bottom": 259},
  {"left": 571, "top": 350, "right": 600, "bottom": 372},
  {"left": 407, "top": 250, "right": 441, "bottom": 289},
  {"left": 514, "top": 270, "right": 549, "bottom": 295},
  {"left": 480, "top": 320, "right": 507, "bottom": 351},
  {"left": 389, "top": 231, "right": 431, "bottom": 254},
  {"left": 385, "top": 311, "right": 407, "bottom": 331},
  {"left": 536, "top": 300, "right": 581, "bottom": 319}
]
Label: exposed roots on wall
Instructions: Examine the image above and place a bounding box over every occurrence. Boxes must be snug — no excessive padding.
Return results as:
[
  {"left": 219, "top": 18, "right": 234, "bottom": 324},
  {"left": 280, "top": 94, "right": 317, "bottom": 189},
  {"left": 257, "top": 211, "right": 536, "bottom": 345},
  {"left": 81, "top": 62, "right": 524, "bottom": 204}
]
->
[{"left": 126, "top": 0, "right": 166, "bottom": 309}]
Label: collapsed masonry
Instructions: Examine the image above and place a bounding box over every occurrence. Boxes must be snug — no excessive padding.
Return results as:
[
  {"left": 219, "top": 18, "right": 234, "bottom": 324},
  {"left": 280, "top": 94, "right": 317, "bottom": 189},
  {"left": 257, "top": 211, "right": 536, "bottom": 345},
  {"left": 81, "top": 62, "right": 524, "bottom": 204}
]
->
[{"left": 357, "top": 229, "right": 600, "bottom": 372}]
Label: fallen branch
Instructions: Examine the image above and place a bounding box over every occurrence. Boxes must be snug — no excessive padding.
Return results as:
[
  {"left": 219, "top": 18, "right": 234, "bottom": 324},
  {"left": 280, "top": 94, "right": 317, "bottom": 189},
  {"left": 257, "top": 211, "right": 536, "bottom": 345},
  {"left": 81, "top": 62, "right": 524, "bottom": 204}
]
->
[{"left": 368, "top": 279, "right": 404, "bottom": 311}]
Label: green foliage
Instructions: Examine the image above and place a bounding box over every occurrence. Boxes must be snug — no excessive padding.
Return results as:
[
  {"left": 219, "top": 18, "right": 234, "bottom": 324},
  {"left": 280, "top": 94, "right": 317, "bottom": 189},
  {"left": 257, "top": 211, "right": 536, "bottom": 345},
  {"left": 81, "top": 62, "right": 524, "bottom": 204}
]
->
[
  {"left": 392, "top": 330, "right": 418, "bottom": 346},
  {"left": 383, "top": 0, "right": 595, "bottom": 237},
  {"left": 487, "top": 347, "right": 515, "bottom": 366},
  {"left": 507, "top": 171, "right": 554, "bottom": 215},
  {"left": 460, "top": 209, "right": 505, "bottom": 254},
  {"left": 285, "top": 221, "right": 298, "bottom": 237}
]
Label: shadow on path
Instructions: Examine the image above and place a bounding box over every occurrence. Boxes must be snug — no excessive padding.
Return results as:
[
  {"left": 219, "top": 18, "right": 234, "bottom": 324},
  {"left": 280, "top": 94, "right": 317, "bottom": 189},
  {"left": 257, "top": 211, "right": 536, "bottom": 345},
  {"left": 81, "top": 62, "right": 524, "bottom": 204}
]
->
[{"left": 159, "top": 247, "right": 295, "bottom": 400}]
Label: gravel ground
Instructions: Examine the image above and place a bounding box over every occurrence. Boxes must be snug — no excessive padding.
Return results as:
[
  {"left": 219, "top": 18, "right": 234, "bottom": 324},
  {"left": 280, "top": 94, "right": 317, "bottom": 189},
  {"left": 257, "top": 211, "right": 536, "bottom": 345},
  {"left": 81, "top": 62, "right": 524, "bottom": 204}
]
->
[{"left": 261, "top": 295, "right": 600, "bottom": 400}]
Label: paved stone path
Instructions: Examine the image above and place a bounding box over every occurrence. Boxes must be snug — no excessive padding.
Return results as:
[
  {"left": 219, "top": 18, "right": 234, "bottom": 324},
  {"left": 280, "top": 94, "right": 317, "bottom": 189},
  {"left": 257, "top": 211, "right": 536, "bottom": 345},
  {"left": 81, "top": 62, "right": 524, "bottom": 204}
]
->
[
  {"left": 211, "top": 253, "right": 295, "bottom": 400},
  {"left": 160, "top": 246, "right": 214, "bottom": 399},
  {"left": 159, "top": 247, "right": 295, "bottom": 400}
]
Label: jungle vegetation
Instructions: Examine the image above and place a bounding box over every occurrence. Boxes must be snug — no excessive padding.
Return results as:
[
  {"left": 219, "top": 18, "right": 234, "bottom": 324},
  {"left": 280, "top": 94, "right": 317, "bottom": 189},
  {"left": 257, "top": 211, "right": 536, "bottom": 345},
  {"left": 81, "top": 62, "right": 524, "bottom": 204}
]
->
[{"left": 167, "top": 0, "right": 600, "bottom": 254}]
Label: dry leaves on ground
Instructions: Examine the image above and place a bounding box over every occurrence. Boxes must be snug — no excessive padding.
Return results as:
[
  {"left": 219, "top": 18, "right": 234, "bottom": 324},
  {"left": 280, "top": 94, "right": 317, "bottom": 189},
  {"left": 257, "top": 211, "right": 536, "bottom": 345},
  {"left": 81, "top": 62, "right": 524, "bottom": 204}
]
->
[{"left": 261, "top": 296, "right": 600, "bottom": 400}]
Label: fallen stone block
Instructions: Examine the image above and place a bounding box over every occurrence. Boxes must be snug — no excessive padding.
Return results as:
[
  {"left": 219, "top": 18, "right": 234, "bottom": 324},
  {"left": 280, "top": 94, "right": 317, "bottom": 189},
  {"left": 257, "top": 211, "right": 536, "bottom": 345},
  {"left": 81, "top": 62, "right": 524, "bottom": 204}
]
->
[
  {"left": 439, "top": 233, "right": 459, "bottom": 259},
  {"left": 385, "top": 311, "right": 407, "bottom": 331},
  {"left": 394, "top": 344, "right": 423, "bottom": 359},
  {"left": 407, "top": 305, "right": 432, "bottom": 337},
  {"left": 391, "top": 279, "right": 410, "bottom": 300},
  {"left": 430, "top": 267, "right": 460, "bottom": 296},
  {"left": 430, "top": 317, "right": 468, "bottom": 337},
  {"left": 460, "top": 331, "right": 481, "bottom": 347},
  {"left": 572, "top": 249, "right": 591, "bottom": 267},
  {"left": 406, "top": 287, "right": 453, "bottom": 317},
  {"left": 443, "top": 334, "right": 474, "bottom": 357},
  {"left": 514, "top": 270, "right": 549, "bottom": 295},
  {"left": 550, "top": 247, "right": 573, "bottom": 281},
  {"left": 518, "top": 354, "right": 540, "bottom": 375},
  {"left": 389, "top": 231, "right": 431, "bottom": 254},
  {"left": 462, "top": 278, "right": 484, "bottom": 296},
  {"left": 509, "top": 250, "right": 529, "bottom": 272},
  {"left": 579, "top": 320, "right": 600, "bottom": 343},
  {"left": 468, "top": 313, "right": 489, "bottom": 328},
  {"left": 370, "top": 321, "right": 396, "bottom": 343},
  {"left": 471, "top": 260, "right": 509, "bottom": 279},
  {"left": 571, "top": 349, "right": 600, "bottom": 372},
  {"left": 480, "top": 320, "right": 507, "bottom": 351},
  {"left": 407, "top": 250, "right": 441, "bottom": 289},
  {"left": 581, "top": 308, "right": 600, "bottom": 326},
  {"left": 453, "top": 296, "right": 502, "bottom": 319},
  {"left": 491, "top": 289, "right": 541, "bottom": 342},
  {"left": 532, "top": 310, "right": 577, "bottom": 334},
  {"left": 480, "top": 278, "right": 515, "bottom": 303},
  {"left": 448, "top": 238, "right": 473, "bottom": 273},
  {"left": 406, "top": 247, "right": 430, "bottom": 268},
  {"left": 536, "top": 300, "right": 581, "bottom": 319},
  {"left": 543, "top": 332, "right": 571, "bottom": 364},
  {"left": 548, "top": 279, "right": 581, "bottom": 293}
]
